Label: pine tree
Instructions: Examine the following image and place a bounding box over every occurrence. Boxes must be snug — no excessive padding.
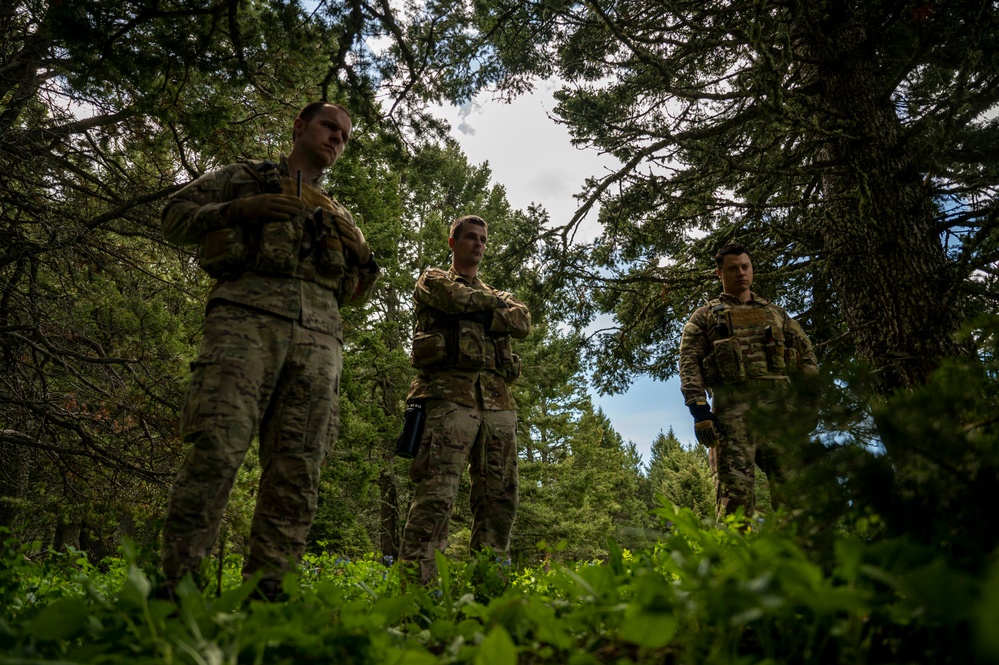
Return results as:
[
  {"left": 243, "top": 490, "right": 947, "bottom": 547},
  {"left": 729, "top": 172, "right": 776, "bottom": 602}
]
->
[
  {"left": 645, "top": 428, "right": 714, "bottom": 519},
  {"left": 472, "top": 0, "right": 999, "bottom": 401}
]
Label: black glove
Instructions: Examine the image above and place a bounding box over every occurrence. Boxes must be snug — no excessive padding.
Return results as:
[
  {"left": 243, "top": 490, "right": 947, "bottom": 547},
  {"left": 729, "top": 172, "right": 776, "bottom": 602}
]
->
[{"left": 689, "top": 400, "right": 723, "bottom": 447}]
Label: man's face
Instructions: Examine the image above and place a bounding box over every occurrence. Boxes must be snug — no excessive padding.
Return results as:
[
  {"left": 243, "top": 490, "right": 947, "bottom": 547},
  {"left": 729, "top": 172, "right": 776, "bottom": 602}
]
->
[
  {"left": 294, "top": 105, "right": 352, "bottom": 168},
  {"left": 449, "top": 222, "right": 487, "bottom": 268},
  {"left": 716, "top": 253, "right": 753, "bottom": 297}
]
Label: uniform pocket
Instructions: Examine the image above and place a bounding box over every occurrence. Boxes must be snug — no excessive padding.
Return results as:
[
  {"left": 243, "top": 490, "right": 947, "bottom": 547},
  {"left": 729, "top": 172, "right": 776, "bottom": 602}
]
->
[
  {"left": 455, "top": 320, "right": 487, "bottom": 369},
  {"left": 198, "top": 226, "right": 246, "bottom": 277},
  {"left": 408, "top": 427, "right": 440, "bottom": 484},
  {"left": 784, "top": 346, "right": 802, "bottom": 371},
  {"left": 269, "top": 377, "right": 312, "bottom": 456},
  {"left": 711, "top": 336, "right": 745, "bottom": 383},
  {"left": 412, "top": 331, "right": 449, "bottom": 368},
  {"left": 317, "top": 211, "right": 348, "bottom": 278},
  {"left": 253, "top": 219, "right": 302, "bottom": 275},
  {"left": 768, "top": 340, "right": 787, "bottom": 373},
  {"left": 179, "top": 347, "right": 225, "bottom": 439}
]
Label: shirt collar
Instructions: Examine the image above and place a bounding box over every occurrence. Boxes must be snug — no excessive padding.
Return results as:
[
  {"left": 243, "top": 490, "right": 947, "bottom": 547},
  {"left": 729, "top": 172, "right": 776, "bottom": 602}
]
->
[
  {"left": 448, "top": 265, "right": 484, "bottom": 288},
  {"left": 277, "top": 155, "right": 324, "bottom": 185},
  {"left": 718, "top": 291, "right": 769, "bottom": 305}
]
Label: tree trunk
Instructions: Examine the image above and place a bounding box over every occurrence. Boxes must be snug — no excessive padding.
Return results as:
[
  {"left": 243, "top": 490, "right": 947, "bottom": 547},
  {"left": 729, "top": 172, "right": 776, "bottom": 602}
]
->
[
  {"left": 379, "top": 461, "right": 401, "bottom": 559},
  {"left": 54, "top": 516, "right": 81, "bottom": 551},
  {"left": 378, "top": 281, "right": 404, "bottom": 559},
  {"left": 807, "top": 11, "right": 970, "bottom": 397},
  {"left": 0, "top": 439, "right": 30, "bottom": 529}
]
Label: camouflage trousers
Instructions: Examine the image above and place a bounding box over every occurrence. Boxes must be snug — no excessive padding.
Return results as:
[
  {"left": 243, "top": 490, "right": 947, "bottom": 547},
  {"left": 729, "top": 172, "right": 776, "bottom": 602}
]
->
[
  {"left": 161, "top": 302, "right": 342, "bottom": 587},
  {"left": 708, "top": 381, "right": 789, "bottom": 520},
  {"left": 399, "top": 398, "right": 519, "bottom": 585}
]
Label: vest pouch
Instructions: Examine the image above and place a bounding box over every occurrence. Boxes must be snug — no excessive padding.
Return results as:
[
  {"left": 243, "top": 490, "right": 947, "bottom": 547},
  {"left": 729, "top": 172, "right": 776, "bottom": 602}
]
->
[
  {"left": 455, "top": 319, "right": 487, "bottom": 370},
  {"left": 253, "top": 219, "right": 302, "bottom": 275},
  {"left": 411, "top": 330, "right": 449, "bottom": 369},
  {"left": 319, "top": 233, "right": 347, "bottom": 277},
  {"left": 198, "top": 226, "right": 246, "bottom": 277},
  {"left": 336, "top": 266, "right": 359, "bottom": 304},
  {"left": 784, "top": 347, "right": 802, "bottom": 372},
  {"left": 768, "top": 340, "right": 787, "bottom": 373},
  {"left": 702, "top": 354, "right": 721, "bottom": 386},
  {"left": 315, "top": 210, "right": 347, "bottom": 278},
  {"left": 711, "top": 336, "right": 745, "bottom": 383}
]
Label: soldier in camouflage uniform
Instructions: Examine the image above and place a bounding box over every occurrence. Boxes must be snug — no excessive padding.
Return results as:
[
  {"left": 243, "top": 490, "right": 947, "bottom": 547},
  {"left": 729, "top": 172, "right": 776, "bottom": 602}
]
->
[
  {"left": 399, "top": 215, "right": 531, "bottom": 584},
  {"left": 679, "top": 244, "right": 817, "bottom": 520},
  {"left": 159, "top": 102, "right": 379, "bottom": 598}
]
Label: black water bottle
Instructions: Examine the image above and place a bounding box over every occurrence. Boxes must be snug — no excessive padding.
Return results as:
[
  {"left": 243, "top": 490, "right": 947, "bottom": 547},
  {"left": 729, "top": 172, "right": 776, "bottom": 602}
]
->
[{"left": 395, "top": 401, "right": 426, "bottom": 459}]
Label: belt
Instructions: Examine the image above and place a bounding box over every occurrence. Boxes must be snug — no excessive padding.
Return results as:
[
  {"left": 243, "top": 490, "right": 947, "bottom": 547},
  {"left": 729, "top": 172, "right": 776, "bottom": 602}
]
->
[
  {"left": 743, "top": 377, "right": 790, "bottom": 388},
  {"left": 713, "top": 377, "right": 790, "bottom": 393}
]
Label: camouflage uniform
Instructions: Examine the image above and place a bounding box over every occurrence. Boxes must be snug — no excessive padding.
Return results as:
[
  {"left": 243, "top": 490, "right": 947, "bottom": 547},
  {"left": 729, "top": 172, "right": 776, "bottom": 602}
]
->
[
  {"left": 160, "top": 157, "right": 378, "bottom": 589},
  {"left": 399, "top": 267, "right": 531, "bottom": 584},
  {"left": 678, "top": 292, "right": 817, "bottom": 519}
]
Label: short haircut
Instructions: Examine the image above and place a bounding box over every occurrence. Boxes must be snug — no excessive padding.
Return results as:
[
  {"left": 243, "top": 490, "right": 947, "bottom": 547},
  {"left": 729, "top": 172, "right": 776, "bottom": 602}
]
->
[
  {"left": 293, "top": 101, "right": 351, "bottom": 142},
  {"left": 450, "top": 215, "right": 488, "bottom": 239},
  {"left": 714, "top": 243, "right": 752, "bottom": 269}
]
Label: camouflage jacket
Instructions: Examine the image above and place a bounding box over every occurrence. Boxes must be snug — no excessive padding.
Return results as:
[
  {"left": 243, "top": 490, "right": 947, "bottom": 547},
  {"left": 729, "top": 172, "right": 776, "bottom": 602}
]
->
[
  {"left": 679, "top": 292, "right": 818, "bottom": 406},
  {"left": 162, "top": 157, "right": 379, "bottom": 341},
  {"left": 407, "top": 267, "right": 531, "bottom": 410}
]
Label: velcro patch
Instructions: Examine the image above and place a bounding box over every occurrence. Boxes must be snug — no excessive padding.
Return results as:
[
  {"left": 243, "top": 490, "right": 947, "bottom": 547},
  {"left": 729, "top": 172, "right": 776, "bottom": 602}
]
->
[
  {"left": 280, "top": 176, "right": 336, "bottom": 213},
  {"left": 728, "top": 308, "right": 770, "bottom": 326}
]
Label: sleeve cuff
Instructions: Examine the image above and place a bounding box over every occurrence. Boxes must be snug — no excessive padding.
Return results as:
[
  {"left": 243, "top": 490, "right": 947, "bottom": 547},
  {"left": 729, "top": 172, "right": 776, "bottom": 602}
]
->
[{"left": 359, "top": 254, "right": 379, "bottom": 273}]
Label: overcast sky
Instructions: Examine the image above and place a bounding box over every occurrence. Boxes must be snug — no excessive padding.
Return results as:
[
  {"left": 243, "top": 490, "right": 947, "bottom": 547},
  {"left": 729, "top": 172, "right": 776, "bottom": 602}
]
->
[{"left": 434, "top": 84, "right": 695, "bottom": 467}]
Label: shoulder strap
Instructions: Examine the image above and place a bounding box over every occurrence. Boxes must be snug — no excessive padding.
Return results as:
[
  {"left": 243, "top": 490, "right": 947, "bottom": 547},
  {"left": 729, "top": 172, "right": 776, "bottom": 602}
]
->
[
  {"left": 233, "top": 159, "right": 282, "bottom": 193},
  {"left": 703, "top": 298, "right": 729, "bottom": 338}
]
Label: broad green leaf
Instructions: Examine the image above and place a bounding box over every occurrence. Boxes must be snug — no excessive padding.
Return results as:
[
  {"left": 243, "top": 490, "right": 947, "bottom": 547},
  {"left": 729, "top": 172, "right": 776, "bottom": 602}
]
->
[
  {"left": 474, "top": 625, "right": 517, "bottom": 665},
  {"left": 436, "top": 550, "right": 451, "bottom": 596},
  {"left": 22, "top": 597, "right": 90, "bottom": 641},
  {"left": 898, "top": 558, "right": 977, "bottom": 621},
  {"left": 372, "top": 593, "right": 417, "bottom": 625},
  {"left": 385, "top": 647, "right": 441, "bottom": 665},
  {"left": 117, "top": 564, "right": 151, "bottom": 608},
  {"left": 619, "top": 609, "right": 677, "bottom": 649}
]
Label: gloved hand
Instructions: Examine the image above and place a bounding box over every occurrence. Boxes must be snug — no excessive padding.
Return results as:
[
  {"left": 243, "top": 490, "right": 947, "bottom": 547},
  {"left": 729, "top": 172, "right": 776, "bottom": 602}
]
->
[
  {"left": 331, "top": 214, "right": 372, "bottom": 265},
  {"left": 225, "top": 194, "right": 305, "bottom": 224},
  {"left": 689, "top": 400, "right": 723, "bottom": 447}
]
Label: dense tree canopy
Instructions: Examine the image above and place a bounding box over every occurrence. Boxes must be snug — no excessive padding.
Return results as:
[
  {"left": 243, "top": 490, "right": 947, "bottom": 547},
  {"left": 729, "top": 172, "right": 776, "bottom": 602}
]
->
[
  {"left": 473, "top": 0, "right": 999, "bottom": 397},
  {"left": 5, "top": 0, "right": 997, "bottom": 591},
  {"left": 3, "top": 5, "right": 999, "bottom": 665},
  {"left": 0, "top": 0, "right": 519, "bottom": 550},
  {"left": 2, "top": 0, "right": 668, "bottom": 562}
]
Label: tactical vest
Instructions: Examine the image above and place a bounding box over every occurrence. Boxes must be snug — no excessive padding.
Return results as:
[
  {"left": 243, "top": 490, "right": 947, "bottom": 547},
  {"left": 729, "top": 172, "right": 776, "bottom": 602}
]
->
[
  {"left": 701, "top": 298, "right": 789, "bottom": 386},
  {"left": 196, "top": 161, "right": 357, "bottom": 298},
  {"left": 410, "top": 313, "right": 521, "bottom": 382}
]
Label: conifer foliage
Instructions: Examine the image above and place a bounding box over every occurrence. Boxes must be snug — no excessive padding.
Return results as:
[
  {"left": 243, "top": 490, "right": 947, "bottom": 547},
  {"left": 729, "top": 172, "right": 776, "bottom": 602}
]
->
[{"left": 473, "top": 0, "right": 999, "bottom": 397}]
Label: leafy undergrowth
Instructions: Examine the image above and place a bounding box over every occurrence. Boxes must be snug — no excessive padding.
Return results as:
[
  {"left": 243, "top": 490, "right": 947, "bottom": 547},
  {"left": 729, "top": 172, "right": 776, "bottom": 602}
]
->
[{"left": 2, "top": 508, "right": 998, "bottom": 665}]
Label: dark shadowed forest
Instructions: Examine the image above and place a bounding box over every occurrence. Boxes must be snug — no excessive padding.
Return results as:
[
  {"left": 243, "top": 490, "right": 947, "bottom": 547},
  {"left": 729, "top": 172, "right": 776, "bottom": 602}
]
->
[{"left": 2, "top": 1, "right": 998, "bottom": 662}]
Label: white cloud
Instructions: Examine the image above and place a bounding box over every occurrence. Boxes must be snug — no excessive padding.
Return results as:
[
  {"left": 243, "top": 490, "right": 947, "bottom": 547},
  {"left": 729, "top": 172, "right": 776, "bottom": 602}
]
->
[{"left": 434, "top": 84, "right": 616, "bottom": 239}]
